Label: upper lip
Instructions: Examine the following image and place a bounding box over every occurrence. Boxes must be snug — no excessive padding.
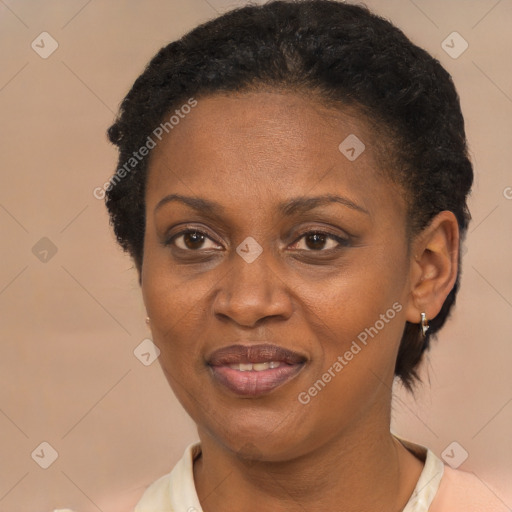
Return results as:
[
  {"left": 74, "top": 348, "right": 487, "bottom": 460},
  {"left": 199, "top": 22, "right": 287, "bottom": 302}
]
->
[{"left": 207, "top": 343, "right": 307, "bottom": 366}]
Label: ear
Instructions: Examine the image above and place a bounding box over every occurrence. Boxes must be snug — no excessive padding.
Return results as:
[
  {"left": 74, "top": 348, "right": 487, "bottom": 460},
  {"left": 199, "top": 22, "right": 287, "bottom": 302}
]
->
[{"left": 404, "top": 211, "right": 459, "bottom": 325}]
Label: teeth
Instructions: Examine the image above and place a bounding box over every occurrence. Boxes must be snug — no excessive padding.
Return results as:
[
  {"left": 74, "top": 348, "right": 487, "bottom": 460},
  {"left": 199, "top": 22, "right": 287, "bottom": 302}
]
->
[
  {"left": 228, "top": 361, "right": 282, "bottom": 371},
  {"left": 252, "top": 362, "right": 270, "bottom": 371}
]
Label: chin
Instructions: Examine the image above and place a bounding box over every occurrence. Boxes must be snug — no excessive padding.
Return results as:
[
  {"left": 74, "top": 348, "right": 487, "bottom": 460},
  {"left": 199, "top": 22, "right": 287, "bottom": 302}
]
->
[{"left": 201, "top": 413, "right": 314, "bottom": 463}]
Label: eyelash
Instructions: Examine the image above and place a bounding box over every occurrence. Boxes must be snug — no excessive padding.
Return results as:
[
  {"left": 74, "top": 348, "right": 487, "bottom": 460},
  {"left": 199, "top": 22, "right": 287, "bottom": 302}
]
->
[{"left": 165, "top": 227, "right": 350, "bottom": 252}]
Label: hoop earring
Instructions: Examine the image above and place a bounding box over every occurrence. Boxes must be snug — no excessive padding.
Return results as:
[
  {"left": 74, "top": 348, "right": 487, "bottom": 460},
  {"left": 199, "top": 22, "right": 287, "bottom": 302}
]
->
[{"left": 420, "top": 312, "right": 429, "bottom": 337}]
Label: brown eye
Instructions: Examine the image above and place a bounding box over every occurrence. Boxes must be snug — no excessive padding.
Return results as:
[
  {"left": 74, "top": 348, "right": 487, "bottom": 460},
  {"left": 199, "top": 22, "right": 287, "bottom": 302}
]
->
[
  {"left": 305, "top": 233, "right": 328, "bottom": 250},
  {"left": 183, "top": 231, "right": 206, "bottom": 250},
  {"left": 168, "top": 230, "right": 221, "bottom": 251},
  {"left": 291, "top": 231, "right": 349, "bottom": 251}
]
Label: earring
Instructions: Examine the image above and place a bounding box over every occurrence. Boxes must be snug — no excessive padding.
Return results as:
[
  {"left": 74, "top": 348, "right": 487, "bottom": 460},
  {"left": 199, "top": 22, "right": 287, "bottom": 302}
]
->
[
  {"left": 420, "top": 312, "right": 429, "bottom": 337},
  {"left": 145, "top": 316, "right": 150, "bottom": 325}
]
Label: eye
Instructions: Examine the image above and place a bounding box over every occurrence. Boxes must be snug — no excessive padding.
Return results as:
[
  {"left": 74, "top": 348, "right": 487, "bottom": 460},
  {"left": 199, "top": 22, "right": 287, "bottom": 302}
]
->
[
  {"left": 290, "top": 230, "right": 349, "bottom": 251},
  {"left": 167, "top": 229, "right": 222, "bottom": 251},
  {"left": 165, "top": 228, "right": 349, "bottom": 253}
]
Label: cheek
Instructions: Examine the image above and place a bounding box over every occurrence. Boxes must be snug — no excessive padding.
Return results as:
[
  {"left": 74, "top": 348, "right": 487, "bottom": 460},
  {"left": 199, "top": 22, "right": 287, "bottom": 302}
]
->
[
  {"left": 300, "top": 243, "right": 408, "bottom": 395},
  {"left": 141, "top": 235, "right": 215, "bottom": 330},
  {"left": 141, "top": 246, "right": 210, "bottom": 384},
  {"left": 305, "top": 245, "right": 406, "bottom": 336},
  {"left": 305, "top": 286, "right": 405, "bottom": 392},
  {"left": 294, "top": 278, "right": 406, "bottom": 440},
  {"left": 142, "top": 256, "right": 214, "bottom": 417}
]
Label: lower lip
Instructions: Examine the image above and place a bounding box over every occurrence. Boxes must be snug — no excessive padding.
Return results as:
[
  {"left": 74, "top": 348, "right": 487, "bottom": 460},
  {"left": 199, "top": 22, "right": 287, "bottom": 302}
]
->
[{"left": 209, "top": 364, "right": 304, "bottom": 396}]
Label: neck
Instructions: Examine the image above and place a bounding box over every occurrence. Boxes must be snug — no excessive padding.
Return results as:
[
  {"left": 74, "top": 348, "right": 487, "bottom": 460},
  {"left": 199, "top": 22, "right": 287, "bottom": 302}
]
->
[{"left": 193, "top": 417, "right": 423, "bottom": 512}]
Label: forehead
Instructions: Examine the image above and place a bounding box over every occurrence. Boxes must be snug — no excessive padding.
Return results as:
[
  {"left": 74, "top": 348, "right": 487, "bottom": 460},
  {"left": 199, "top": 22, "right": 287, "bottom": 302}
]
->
[{"left": 145, "top": 90, "right": 403, "bottom": 220}]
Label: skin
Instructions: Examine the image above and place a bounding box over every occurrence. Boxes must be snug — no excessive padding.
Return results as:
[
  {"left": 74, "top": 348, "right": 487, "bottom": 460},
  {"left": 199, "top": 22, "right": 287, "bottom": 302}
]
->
[{"left": 141, "top": 90, "right": 459, "bottom": 511}]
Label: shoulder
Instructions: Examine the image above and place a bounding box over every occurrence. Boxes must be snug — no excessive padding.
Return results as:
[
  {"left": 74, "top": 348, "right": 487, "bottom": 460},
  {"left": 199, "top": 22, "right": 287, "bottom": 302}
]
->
[
  {"left": 134, "top": 442, "right": 202, "bottom": 512},
  {"left": 133, "top": 471, "right": 174, "bottom": 511},
  {"left": 394, "top": 435, "right": 509, "bottom": 512},
  {"left": 430, "top": 465, "right": 510, "bottom": 512}
]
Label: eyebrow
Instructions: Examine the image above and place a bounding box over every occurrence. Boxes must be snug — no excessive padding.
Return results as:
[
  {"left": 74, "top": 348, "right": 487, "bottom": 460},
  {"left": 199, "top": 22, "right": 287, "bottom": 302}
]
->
[
  {"left": 279, "top": 194, "right": 369, "bottom": 216},
  {"left": 154, "top": 193, "right": 369, "bottom": 216}
]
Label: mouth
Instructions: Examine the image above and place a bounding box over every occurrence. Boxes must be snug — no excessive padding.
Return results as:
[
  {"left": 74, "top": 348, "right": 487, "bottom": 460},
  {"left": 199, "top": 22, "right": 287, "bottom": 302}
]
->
[{"left": 207, "top": 343, "right": 307, "bottom": 397}]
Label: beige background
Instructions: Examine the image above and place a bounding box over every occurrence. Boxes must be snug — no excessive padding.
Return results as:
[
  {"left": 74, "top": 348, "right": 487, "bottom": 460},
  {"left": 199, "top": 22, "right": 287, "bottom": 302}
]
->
[{"left": 0, "top": 0, "right": 511, "bottom": 510}]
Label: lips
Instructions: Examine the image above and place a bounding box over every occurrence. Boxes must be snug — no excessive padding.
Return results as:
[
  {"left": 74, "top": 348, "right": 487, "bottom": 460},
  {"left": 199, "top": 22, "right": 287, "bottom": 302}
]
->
[{"left": 207, "top": 343, "right": 306, "bottom": 397}]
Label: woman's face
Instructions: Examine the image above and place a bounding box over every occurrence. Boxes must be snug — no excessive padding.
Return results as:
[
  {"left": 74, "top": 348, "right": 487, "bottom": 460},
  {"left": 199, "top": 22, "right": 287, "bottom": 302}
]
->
[{"left": 142, "top": 90, "right": 414, "bottom": 460}]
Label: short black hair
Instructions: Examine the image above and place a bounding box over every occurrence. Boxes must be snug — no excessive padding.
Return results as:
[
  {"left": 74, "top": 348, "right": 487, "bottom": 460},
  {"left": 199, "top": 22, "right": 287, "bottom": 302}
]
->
[{"left": 105, "top": 0, "right": 473, "bottom": 390}]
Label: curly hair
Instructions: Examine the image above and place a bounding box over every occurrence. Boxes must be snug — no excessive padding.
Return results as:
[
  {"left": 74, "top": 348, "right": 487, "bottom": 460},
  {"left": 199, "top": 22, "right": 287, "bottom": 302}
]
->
[{"left": 105, "top": 0, "right": 473, "bottom": 390}]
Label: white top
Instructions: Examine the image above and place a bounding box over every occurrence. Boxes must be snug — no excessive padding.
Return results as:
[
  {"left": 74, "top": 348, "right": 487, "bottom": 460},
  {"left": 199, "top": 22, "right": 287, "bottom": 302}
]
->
[
  {"left": 134, "top": 439, "right": 444, "bottom": 512},
  {"left": 55, "top": 437, "right": 509, "bottom": 511}
]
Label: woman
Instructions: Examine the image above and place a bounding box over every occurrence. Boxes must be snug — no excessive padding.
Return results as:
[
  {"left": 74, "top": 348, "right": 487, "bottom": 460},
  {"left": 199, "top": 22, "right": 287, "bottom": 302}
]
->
[{"left": 99, "top": 1, "right": 507, "bottom": 510}]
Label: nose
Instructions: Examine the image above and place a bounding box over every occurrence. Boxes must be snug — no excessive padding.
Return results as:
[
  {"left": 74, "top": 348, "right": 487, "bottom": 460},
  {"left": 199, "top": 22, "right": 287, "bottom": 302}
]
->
[{"left": 212, "top": 243, "right": 294, "bottom": 327}]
